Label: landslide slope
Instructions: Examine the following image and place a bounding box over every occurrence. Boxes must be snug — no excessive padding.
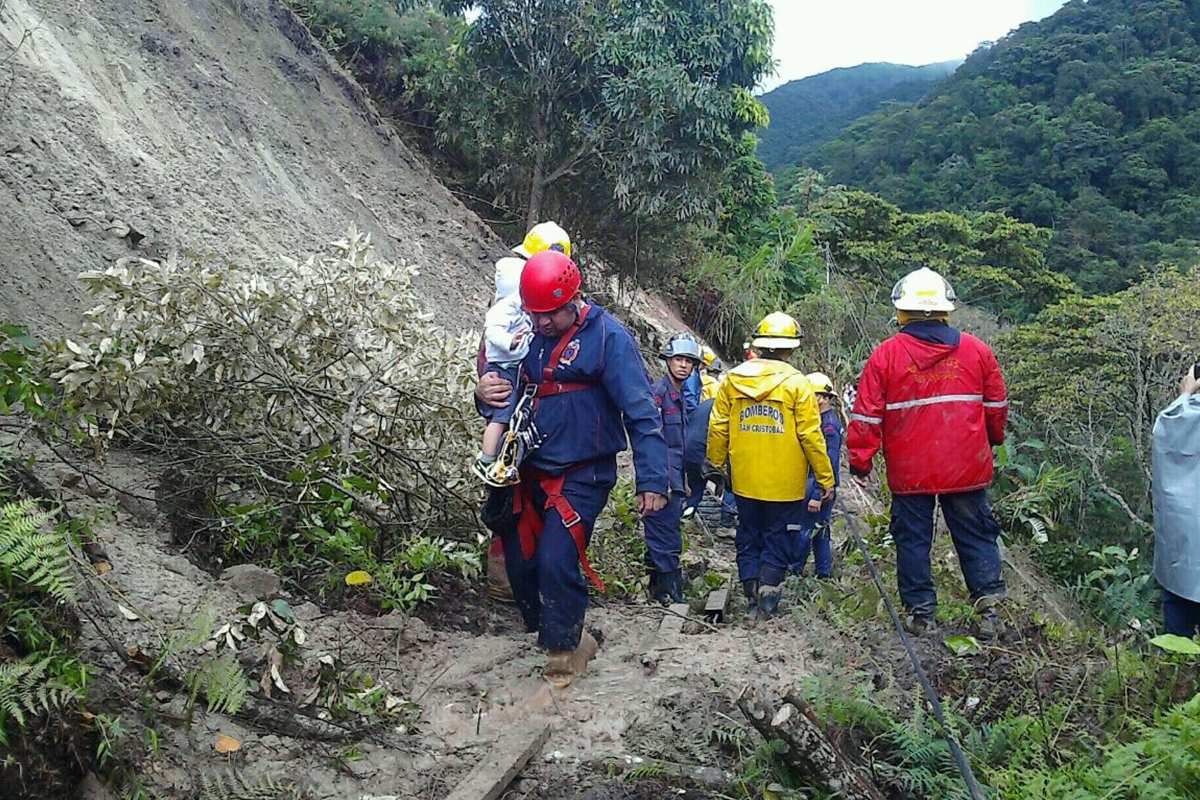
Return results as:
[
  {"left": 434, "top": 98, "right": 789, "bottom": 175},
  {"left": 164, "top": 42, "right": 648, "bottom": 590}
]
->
[{"left": 0, "top": 0, "right": 500, "bottom": 334}]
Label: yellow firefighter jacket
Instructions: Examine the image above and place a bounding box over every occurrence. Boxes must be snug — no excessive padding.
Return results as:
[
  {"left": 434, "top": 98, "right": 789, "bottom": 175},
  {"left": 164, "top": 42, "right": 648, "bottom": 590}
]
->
[
  {"left": 706, "top": 358, "right": 834, "bottom": 502},
  {"left": 700, "top": 373, "right": 720, "bottom": 402}
]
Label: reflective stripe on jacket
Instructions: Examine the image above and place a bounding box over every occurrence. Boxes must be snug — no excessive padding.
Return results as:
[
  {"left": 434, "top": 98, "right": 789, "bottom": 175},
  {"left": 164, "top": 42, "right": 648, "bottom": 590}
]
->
[
  {"left": 706, "top": 358, "right": 834, "bottom": 502},
  {"left": 847, "top": 323, "right": 1007, "bottom": 495}
]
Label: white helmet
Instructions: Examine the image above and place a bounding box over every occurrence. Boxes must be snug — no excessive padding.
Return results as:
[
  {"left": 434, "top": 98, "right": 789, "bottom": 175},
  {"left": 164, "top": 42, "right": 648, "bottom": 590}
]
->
[{"left": 892, "top": 267, "right": 956, "bottom": 312}]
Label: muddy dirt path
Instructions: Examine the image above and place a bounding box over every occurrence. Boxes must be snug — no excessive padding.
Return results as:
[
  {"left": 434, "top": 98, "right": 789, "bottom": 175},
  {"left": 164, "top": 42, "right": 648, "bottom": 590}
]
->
[{"left": 18, "top": 442, "right": 837, "bottom": 799}]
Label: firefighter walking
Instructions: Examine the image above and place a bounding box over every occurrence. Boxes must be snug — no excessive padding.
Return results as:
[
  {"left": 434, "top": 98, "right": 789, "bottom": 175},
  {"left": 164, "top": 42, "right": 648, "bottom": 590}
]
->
[
  {"left": 707, "top": 312, "right": 834, "bottom": 620},
  {"left": 847, "top": 267, "right": 1009, "bottom": 638}
]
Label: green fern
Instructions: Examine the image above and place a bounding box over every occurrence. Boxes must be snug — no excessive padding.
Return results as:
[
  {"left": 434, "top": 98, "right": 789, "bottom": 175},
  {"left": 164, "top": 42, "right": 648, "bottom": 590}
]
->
[
  {"left": 188, "top": 654, "right": 249, "bottom": 717},
  {"left": 0, "top": 655, "right": 82, "bottom": 731},
  {"left": 197, "top": 772, "right": 298, "bottom": 800},
  {"left": 0, "top": 498, "right": 74, "bottom": 601}
]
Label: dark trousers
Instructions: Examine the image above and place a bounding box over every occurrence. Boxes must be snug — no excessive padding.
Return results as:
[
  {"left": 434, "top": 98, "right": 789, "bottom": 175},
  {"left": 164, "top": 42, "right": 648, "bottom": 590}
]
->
[
  {"left": 793, "top": 522, "right": 833, "bottom": 577},
  {"left": 890, "top": 490, "right": 1005, "bottom": 617},
  {"left": 500, "top": 461, "right": 615, "bottom": 651},
  {"left": 1163, "top": 588, "right": 1200, "bottom": 637},
  {"left": 643, "top": 493, "right": 683, "bottom": 573},
  {"left": 735, "top": 495, "right": 804, "bottom": 586}
]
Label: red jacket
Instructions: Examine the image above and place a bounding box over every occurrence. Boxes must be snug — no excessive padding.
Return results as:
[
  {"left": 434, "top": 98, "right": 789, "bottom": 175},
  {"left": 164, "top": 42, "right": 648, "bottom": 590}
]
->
[{"left": 848, "top": 323, "right": 1008, "bottom": 495}]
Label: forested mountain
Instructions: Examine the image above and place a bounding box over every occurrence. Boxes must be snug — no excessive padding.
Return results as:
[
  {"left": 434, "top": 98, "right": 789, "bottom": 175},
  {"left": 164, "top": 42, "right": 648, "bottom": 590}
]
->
[
  {"left": 755, "top": 61, "right": 958, "bottom": 172},
  {"left": 809, "top": 0, "right": 1200, "bottom": 293}
]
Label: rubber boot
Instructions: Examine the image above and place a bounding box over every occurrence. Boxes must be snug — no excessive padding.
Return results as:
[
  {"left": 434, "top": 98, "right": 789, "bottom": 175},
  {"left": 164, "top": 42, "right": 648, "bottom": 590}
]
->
[
  {"left": 660, "top": 568, "right": 684, "bottom": 604},
  {"left": 486, "top": 539, "right": 514, "bottom": 604},
  {"left": 756, "top": 565, "right": 786, "bottom": 619},
  {"left": 975, "top": 594, "right": 1005, "bottom": 640},
  {"left": 544, "top": 629, "right": 599, "bottom": 689},
  {"left": 742, "top": 579, "right": 759, "bottom": 621},
  {"left": 903, "top": 612, "right": 937, "bottom": 636},
  {"left": 757, "top": 583, "right": 781, "bottom": 618},
  {"left": 647, "top": 570, "right": 664, "bottom": 605}
]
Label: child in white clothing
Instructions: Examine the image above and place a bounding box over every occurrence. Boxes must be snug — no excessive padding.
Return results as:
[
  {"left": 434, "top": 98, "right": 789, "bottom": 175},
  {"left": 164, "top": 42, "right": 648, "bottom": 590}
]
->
[{"left": 473, "top": 256, "right": 532, "bottom": 481}]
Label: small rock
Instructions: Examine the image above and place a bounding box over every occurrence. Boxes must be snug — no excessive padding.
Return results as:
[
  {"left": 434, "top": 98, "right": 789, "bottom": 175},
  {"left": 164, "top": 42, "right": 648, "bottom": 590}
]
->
[
  {"left": 155, "top": 690, "right": 172, "bottom": 703},
  {"left": 83, "top": 483, "right": 110, "bottom": 498},
  {"left": 219, "top": 564, "right": 282, "bottom": 601},
  {"left": 55, "top": 468, "right": 82, "bottom": 488},
  {"left": 116, "top": 492, "right": 156, "bottom": 522}
]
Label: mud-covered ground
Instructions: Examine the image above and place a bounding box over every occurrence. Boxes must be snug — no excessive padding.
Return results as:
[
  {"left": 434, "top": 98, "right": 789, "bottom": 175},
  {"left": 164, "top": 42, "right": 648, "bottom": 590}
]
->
[{"left": 14, "top": 440, "right": 854, "bottom": 798}]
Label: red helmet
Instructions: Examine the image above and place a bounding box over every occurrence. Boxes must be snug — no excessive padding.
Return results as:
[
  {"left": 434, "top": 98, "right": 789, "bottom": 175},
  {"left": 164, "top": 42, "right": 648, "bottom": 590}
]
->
[{"left": 520, "top": 250, "right": 581, "bottom": 312}]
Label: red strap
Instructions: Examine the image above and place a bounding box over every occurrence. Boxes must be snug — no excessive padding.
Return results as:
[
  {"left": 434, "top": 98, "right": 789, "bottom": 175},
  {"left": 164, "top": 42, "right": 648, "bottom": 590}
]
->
[
  {"left": 534, "top": 380, "right": 592, "bottom": 397},
  {"left": 514, "top": 467, "right": 605, "bottom": 592}
]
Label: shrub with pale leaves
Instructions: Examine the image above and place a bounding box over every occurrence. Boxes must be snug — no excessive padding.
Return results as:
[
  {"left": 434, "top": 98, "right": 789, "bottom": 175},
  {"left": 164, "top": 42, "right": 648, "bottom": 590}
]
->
[{"left": 53, "top": 228, "right": 481, "bottom": 552}]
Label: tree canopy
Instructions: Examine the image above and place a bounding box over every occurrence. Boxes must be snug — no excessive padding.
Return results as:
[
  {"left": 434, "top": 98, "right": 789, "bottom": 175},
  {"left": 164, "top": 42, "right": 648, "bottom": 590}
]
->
[
  {"left": 807, "top": 0, "right": 1200, "bottom": 293},
  {"left": 434, "top": 0, "right": 774, "bottom": 228}
]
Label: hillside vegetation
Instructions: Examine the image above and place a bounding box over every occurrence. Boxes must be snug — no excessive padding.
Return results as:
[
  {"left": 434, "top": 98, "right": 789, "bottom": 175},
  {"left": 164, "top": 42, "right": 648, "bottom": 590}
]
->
[
  {"left": 756, "top": 61, "right": 958, "bottom": 173},
  {"left": 809, "top": 0, "right": 1200, "bottom": 293}
]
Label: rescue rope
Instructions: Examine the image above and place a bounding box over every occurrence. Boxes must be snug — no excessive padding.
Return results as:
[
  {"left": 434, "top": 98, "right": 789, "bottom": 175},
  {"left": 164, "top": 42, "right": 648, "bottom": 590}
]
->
[{"left": 834, "top": 494, "right": 987, "bottom": 800}]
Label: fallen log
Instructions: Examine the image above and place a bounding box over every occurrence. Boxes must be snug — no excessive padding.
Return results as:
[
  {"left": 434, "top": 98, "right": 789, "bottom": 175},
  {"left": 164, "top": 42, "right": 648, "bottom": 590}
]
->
[{"left": 736, "top": 686, "right": 886, "bottom": 800}]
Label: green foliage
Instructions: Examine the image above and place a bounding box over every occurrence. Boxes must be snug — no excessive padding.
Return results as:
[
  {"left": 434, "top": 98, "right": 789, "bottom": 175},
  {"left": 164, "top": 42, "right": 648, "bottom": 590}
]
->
[
  {"left": 808, "top": 0, "right": 1200, "bottom": 292},
  {"left": 814, "top": 188, "right": 1075, "bottom": 321},
  {"left": 434, "top": 0, "right": 773, "bottom": 231},
  {"left": 0, "top": 656, "right": 82, "bottom": 742},
  {"left": 197, "top": 773, "right": 299, "bottom": 800},
  {"left": 1073, "top": 545, "right": 1156, "bottom": 630},
  {"left": 0, "top": 498, "right": 72, "bottom": 602},
  {"left": 54, "top": 229, "right": 483, "bottom": 607},
  {"left": 758, "top": 60, "right": 958, "bottom": 173},
  {"left": 188, "top": 654, "right": 249, "bottom": 717},
  {"left": 589, "top": 478, "right": 649, "bottom": 600},
  {"left": 0, "top": 324, "right": 51, "bottom": 418},
  {"left": 288, "top": 0, "right": 459, "bottom": 131},
  {"left": 221, "top": 497, "right": 479, "bottom": 610},
  {"left": 993, "top": 434, "right": 1081, "bottom": 545}
]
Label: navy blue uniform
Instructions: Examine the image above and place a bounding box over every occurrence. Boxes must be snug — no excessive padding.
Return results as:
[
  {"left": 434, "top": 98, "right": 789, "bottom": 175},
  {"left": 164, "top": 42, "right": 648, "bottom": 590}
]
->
[
  {"left": 793, "top": 408, "right": 843, "bottom": 576},
  {"left": 499, "top": 303, "right": 668, "bottom": 651},
  {"left": 644, "top": 376, "right": 686, "bottom": 574}
]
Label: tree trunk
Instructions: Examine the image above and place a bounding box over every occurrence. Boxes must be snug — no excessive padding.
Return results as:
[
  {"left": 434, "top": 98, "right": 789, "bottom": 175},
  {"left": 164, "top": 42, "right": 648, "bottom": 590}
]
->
[
  {"left": 526, "top": 105, "right": 548, "bottom": 228},
  {"left": 736, "top": 686, "right": 887, "bottom": 800}
]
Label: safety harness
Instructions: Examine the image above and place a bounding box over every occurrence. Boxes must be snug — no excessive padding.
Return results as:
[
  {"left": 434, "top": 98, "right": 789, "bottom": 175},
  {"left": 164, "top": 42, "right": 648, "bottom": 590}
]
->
[{"left": 513, "top": 304, "right": 606, "bottom": 591}]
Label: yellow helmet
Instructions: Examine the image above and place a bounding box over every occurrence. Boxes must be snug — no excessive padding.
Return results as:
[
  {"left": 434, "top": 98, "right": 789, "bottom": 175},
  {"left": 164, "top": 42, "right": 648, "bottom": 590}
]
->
[
  {"left": 514, "top": 221, "right": 572, "bottom": 258},
  {"left": 806, "top": 372, "right": 834, "bottom": 395},
  {"left": 751, "top": 311, "right": 802, "bottom": 349},
  {"left": 701, "top": 345, "right": 717, "bottom": 368}
]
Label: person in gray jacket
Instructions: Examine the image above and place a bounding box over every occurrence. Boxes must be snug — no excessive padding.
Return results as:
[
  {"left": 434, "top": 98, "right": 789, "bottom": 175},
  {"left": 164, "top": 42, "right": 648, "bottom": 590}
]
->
[{"left": 1152, "top": 366, "right": 1200, "bottom": 637}]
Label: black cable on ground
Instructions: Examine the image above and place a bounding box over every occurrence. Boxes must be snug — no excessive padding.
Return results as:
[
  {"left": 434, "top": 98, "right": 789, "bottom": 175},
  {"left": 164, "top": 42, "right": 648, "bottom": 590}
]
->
[{"left": 835, "top": 494, "right": 987, "bottom": 800}]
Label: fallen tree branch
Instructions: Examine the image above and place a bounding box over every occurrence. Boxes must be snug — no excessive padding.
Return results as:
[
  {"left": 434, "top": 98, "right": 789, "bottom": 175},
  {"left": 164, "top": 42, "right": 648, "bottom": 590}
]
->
[{"left": 737, "top": 685, "right": 886, "bottom": 800}]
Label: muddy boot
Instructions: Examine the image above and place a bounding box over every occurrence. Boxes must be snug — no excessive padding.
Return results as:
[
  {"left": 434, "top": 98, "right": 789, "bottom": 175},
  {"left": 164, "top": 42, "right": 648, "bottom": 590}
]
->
[
  {"left": 647, "top": 570, "right": 666, "bottom": 605},
  {"left": 903, "top": 612, "right": 937, "bottom": 636},
  {"left": 975, "top": 594, "right": 1005, "bottom": 640},
  {"left": 544, "top": 629, "right": 600, "bottom": 689},
  {"left": 486, "top": 540, "right": 514, "bottom": 604},
  {"left": 757, "top": 583, "right": 781, "bottom": 618},
  {"left": 742, "top": 579, "right": 759, "bottom": 622},
  {"left": 659, "top": 568, "right": 684, "bottom": 604}
]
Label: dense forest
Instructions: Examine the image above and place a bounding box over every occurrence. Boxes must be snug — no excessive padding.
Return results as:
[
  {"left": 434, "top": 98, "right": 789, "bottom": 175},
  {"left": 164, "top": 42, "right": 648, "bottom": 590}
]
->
[
  {"left": 807, "top": 0, "right": 1200, "bottom": 293},
  {"left": 755, "top": 61, "right": 957, "bottom": 172}
]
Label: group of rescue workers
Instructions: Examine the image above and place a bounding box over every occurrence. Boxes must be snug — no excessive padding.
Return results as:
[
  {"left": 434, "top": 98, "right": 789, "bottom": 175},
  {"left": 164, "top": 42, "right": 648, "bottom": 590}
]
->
[{"left": 473, "top": 222, "right": 1010, "bottom": 689}]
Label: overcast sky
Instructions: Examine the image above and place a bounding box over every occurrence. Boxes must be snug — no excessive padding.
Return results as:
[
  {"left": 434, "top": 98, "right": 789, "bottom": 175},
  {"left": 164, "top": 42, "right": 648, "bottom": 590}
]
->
[{"left": 762, "top": 0, "right": 1068, "bottom": 91}]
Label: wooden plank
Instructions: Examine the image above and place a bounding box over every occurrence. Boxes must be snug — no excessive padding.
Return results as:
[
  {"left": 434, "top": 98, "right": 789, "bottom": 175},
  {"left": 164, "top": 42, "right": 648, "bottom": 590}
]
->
[
  {"left": 657, "top": 603, "right": 691, "bottom": 635},
  {"left": 444, "top": 722, "right": 551, "bottom": 800},
  {"left": 703, "top": 572, "right": 734, "bottom": 623}
]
